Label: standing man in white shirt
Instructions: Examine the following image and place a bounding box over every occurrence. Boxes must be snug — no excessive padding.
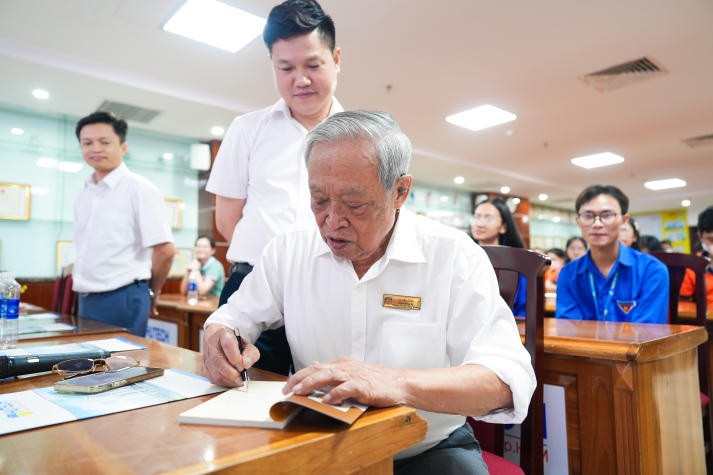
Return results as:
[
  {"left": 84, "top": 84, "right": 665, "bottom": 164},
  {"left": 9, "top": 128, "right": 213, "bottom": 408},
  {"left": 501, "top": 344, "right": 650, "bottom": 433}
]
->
[
  {"left": 72, "top": 111, "right": 175, "bottom": 336},
  {"left": 206, "top": 0, "right": 343, "bottom": 374},
  {"left": 202, "top": 111, "right": 535, "bottom": 474}
]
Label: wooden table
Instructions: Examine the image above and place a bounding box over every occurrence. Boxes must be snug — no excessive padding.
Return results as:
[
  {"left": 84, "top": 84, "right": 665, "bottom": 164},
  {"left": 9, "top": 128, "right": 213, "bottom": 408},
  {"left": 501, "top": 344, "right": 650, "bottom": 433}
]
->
[
  {"left": 0, "top": 333, "right": 427, "bottom": 474},
  {"left": 528, "top": 319, "right": 707, "bottom": 474},
  {"left": 154, "top": 293, "right": 218, "bottom": 351}
]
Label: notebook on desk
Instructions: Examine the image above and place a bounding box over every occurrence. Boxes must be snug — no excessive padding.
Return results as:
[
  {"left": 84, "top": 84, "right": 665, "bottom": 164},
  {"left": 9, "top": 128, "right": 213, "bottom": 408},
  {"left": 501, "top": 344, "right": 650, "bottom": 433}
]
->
[{"left": 178, "top": 380, "right": 368, "bottom": 429}]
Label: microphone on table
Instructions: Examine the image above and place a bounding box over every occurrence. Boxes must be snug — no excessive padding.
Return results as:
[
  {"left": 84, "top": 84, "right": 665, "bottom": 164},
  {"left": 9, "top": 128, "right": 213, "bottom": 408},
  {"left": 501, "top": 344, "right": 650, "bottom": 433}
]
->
[{"left": 0, "top": 349, "right": 111, "bottom": 379}]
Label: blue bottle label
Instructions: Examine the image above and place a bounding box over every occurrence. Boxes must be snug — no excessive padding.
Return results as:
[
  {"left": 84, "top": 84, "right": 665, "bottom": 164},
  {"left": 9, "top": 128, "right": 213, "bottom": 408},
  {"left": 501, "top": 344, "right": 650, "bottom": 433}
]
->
[
  {"left": 1, "top": 298, "right": 19, "bottom": 319},
  {"left": 188, "top": 282, "right": 197, "bottom": 292}
]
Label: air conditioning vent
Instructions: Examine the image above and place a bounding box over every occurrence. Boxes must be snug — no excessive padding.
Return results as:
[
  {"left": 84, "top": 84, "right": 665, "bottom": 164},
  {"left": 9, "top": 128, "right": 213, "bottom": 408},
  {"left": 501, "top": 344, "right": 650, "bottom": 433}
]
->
[
  {"left": 579, "top": 56, "right": 667, "bottom": 92},
  {"left": 683, "top": 133, "right": 713, "bottom": 149},
  {"left": 96, "top": 100, "right": 161, "bottom": 123}
]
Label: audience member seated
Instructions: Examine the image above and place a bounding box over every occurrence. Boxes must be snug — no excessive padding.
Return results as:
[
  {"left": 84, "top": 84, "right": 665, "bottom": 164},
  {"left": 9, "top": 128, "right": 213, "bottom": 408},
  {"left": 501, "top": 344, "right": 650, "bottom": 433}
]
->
[
  {"left": 544, "top": 247, "right": 565, "bottom": 293},
  {"left": 619, "top": 217, "right": 640, "bottom": 250},
  {"left": 638, "top": 235, "right": 663, "bottom": 253},
  {"left": 180, "top": 235, "right": 226, "bottom": 298},
  {"left": 471, "top": 197, "right": 528, "bottom": 316},
  {"left": 681, "top": 206, "right": 713, "bottom": 307},
  {"left": 556, "top": 184, "right": 669, "bottom": 322},
  {"left": 565, "top": 236, "right": 588, "bottom": 263},
  {"left": 661, "top": 239, "right": 674, "bottom": 252}
]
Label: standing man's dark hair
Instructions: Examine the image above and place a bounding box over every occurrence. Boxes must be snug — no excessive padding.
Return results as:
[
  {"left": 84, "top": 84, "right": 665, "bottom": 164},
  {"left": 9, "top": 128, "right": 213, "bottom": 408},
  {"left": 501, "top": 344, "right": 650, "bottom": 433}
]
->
[
  {"left": 263, "top": 0, "right": 335, "bottom": 53},
  {"left": 75, "top": 111, "right": 128, "bottom": 144}
]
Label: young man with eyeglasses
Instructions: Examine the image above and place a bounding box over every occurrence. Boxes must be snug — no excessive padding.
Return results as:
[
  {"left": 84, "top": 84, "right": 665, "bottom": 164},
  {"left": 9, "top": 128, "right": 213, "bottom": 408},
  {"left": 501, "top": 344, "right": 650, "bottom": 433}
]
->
[{"left": 555, "top": 184, "right": 669, "bottom": 322}]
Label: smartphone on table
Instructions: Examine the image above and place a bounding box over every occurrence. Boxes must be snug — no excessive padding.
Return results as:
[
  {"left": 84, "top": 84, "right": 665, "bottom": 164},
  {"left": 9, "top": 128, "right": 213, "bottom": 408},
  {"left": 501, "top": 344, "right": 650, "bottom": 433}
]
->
[{"left": 54, "top": 366, "right": 164, "bottom": 394}]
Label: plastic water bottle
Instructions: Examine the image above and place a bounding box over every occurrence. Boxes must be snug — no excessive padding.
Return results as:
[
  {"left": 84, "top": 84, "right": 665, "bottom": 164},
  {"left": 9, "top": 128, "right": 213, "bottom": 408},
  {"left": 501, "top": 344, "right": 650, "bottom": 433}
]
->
[
  {"left": 0, "top": 271, "right": 21, "bottom": 349},
  {"left": 187, "top": 268, "right": 199, "bottom": 306}
]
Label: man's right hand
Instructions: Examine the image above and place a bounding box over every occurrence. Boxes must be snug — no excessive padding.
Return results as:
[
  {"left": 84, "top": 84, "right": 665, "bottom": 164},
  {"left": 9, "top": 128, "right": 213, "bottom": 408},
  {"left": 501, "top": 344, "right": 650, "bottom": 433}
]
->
[{"left": 202, "top": 324, "right": 259, "bottom": 387}]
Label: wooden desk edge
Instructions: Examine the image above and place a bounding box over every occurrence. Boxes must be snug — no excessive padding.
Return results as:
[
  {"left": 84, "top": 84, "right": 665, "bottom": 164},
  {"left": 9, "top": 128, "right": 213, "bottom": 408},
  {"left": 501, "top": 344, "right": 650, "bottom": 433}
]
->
[
  {"left": 168, "top": 406, "right": 427, "bottom": 475},
  {"left": 543, "top": 325, "right": 707, "bottom": 362}
]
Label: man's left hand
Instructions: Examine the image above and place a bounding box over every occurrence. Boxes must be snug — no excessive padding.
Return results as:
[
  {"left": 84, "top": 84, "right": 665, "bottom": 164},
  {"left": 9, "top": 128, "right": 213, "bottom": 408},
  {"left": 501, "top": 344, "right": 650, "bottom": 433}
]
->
[{"left": 283, "top": 357, "right": 407, "bottom": 408}]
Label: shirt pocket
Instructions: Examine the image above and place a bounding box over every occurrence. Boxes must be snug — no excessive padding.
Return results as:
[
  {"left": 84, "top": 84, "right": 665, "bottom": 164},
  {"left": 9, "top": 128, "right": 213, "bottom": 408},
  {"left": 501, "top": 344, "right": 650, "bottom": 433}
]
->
[{"left": 378, "top": 321, "right": 447, "bottom": 369}]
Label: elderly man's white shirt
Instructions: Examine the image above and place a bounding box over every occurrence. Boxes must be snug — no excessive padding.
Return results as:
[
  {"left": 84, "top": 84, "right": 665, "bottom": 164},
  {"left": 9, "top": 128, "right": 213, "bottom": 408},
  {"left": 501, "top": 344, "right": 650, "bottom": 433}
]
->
[
  {"left": 205, "top": 98, "right": 344, "bottom": 265},
  {"left": 206, "top": 209, "right": 535, "bottom": 457}
]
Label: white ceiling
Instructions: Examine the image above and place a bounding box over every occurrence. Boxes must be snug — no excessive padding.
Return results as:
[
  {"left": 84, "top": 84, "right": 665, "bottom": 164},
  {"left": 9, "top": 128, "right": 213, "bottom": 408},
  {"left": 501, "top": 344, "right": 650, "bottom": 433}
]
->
[{"left": 1, "top": 0, "right": 712, "bottom": 219}]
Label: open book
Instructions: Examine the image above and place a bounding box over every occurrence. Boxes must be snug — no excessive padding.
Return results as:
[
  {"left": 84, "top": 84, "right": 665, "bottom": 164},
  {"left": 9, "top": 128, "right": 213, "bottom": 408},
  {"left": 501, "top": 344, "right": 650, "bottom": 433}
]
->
[{"left": 178, "top": 380, "right": 368, "bottom": 429}]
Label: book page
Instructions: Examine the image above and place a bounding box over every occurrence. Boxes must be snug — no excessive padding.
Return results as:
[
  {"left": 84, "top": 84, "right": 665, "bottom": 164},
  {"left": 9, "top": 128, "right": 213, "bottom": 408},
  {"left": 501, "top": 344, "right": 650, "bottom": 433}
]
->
[
  {"left": 180, "top": 381, "right": 301, "bottom": 429},
  {"left": 179, "top": 381, "right": 369, "bottom": 429}
]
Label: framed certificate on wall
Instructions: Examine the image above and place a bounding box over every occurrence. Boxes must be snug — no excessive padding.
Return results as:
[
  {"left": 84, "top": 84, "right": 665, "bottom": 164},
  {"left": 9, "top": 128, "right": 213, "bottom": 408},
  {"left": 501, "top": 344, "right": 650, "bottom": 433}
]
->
[
  {"left": 0, "top": 183, "right": 31, "bottom": 220},
  {"left": 164, "top": 198, "right": 182, "bottom": 229}
]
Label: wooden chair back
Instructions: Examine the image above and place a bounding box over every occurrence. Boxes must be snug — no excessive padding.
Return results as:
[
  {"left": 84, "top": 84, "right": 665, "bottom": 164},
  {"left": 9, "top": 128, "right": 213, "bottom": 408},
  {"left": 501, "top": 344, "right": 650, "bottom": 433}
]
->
[{"left": 480, "top": 245, "right": 550, "bottom": 475}]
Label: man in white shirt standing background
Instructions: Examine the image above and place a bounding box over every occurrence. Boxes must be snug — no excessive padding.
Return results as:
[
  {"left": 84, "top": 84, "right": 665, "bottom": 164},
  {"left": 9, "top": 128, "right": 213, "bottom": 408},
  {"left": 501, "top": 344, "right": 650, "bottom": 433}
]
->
[
  {"left": 206, "top": 0, "right": 343, "bottom": 374},
  {"left": 73, "top": 111, "right": 175, "bottom": 336}
]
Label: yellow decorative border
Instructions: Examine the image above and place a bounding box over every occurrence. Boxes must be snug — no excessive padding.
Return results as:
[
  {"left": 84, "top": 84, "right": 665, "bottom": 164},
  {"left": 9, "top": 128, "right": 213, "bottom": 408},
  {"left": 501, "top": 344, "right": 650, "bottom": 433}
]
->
[{"left": 0, "top": 182, "right": 31, "bottom": 220}]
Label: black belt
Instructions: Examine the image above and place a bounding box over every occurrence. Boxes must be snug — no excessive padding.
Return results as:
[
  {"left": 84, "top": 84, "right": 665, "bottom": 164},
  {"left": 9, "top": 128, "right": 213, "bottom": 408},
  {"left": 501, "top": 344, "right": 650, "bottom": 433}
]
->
[
  {"left": 230, "top": 262, "right": 253, "bottom": 275},
  {"left": 80, "top": 279, "right": 149, "bottom": 297}
]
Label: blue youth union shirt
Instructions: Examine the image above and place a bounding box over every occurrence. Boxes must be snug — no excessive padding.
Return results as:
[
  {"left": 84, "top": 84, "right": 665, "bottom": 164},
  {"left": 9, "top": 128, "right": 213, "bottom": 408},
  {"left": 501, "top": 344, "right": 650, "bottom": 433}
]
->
[{"left": 555, "top": 243, "right": 669, "bottom": 323}]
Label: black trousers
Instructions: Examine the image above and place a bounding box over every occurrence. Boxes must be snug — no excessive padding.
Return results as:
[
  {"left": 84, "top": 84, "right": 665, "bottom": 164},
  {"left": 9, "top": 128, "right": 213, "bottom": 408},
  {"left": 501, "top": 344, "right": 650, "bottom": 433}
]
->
[
  {"left": 219, "top": 262, "right": 294, "bottom": 376},
  {"left": 393, "top": 423, "right": 488, "bottom": 475}
]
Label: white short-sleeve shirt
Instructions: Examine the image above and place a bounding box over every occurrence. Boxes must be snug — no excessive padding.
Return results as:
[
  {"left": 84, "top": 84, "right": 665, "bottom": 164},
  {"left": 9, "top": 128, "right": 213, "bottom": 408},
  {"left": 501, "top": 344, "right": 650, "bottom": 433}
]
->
[
  {"left": 72, "top": 163, "right": 174, "bottom": 293},
  {"left": 205, "top": 98, "right": 344, "bottom": 265},
  {"left": 206, "top": 209, "right": 536, "bottom": 458}
]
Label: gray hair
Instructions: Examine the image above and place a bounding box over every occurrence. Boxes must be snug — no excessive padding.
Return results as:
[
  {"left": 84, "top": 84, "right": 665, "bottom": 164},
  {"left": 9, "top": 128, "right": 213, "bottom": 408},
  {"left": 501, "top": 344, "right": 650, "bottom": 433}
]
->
[{"left": 304, "top": 110, "right": 412, "bottom": 191}]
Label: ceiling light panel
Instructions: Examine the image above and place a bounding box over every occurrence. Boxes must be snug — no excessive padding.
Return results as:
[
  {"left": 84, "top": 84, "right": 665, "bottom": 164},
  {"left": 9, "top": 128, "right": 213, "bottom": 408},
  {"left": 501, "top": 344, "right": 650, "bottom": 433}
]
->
[
  {"left": 570, "top": 152, "right": 624, "bottom": 169},
  {"left": 644, "top": 178, "right": 686, "bottom": 191},
  {"left": 163, "top": 0, "right": 266, "bottom": 53},
  {"left": 445, "top": 105, "right": 517, "bottom": 132}
]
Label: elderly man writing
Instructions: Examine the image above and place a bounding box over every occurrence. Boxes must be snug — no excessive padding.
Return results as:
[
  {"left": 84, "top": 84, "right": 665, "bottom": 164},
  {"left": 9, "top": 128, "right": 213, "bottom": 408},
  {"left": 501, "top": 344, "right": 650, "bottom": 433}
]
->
[{"left": 202, "top": 110, "right": 535, "bottom": 474}]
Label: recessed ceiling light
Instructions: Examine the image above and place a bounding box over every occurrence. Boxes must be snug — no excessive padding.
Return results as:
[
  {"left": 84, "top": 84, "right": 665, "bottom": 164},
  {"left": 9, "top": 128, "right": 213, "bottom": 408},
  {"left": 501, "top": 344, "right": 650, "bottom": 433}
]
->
[
  {"left": 500, "top": 186, "right": 510, "bottom": 194},
  {"left": 445, "top": 104, "right": 517, "bottom": 132},
  {"left": 570, "top": 152, "right": 624, "bottom": 169},
  {"left": 10, "top": 127, "right": 24, "bottom": 135},
  {"left": 453, "top": 176, "right": 464, "bottom": 185},
  {"left": 162, "top": 153, "right": 174, "bottom": 160},
  {"left": 644, "top": 178, "right": 686, "bottom": 190},
  {"left": 163, "top": 0, "right": 266, "bottom": 53},
  {"left": 538, "top": 193, "right": 549, "bottom": 201},
  {"left": 440, "top": 195, "right": 449, "bottom": 202},
  {"left": 681, "top": 199, "right": 691, "bottom": 207},
  {"left": 211, "top": 126, "right": 225, "bottom": 137},
  {"left": 512, "top": 197, "right": 521, "bottom": 205},
  {"left": 32, "top": 89, "right": 50, "bottom": 100}
]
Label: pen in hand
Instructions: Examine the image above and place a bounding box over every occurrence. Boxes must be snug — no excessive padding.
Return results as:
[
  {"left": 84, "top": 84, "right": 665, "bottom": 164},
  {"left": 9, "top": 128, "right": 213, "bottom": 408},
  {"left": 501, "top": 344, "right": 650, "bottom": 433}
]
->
[{"left": 234, "top": 328, "right": 249, "bottom": 391}]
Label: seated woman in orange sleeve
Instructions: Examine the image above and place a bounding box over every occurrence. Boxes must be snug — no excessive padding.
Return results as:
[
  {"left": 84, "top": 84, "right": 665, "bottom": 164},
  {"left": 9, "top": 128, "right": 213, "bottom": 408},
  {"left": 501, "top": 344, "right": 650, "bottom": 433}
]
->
[
  {"left": 680, "top": 206, "right": 713, "bottom": 307},
  {"left": 544, "top": 248, "right": 565, "bottom": 293}
]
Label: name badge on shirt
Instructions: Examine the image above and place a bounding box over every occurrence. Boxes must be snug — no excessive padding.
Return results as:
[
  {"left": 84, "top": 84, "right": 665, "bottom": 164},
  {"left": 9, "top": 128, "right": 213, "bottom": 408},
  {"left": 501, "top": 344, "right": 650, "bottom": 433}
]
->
[
  {"left": 617, "top": 300, "right": 637, "bottom": 314},
  {"left": 383, "top": 294, "right": 421, "bottom": 311}
]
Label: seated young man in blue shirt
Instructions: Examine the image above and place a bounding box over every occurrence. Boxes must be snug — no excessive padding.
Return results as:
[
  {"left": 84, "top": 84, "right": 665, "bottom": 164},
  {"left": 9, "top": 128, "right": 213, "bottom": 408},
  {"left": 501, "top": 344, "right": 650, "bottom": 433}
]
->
[{"left": 556, "top": 184, "right": 669, "bottom": 322}]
